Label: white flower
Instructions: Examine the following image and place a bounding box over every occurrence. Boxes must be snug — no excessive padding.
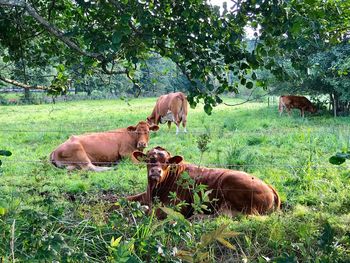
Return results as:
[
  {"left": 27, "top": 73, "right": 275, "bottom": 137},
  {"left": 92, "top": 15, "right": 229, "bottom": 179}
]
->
[{"left": 157, "top": 245, "right": 164, "bottom": 256}]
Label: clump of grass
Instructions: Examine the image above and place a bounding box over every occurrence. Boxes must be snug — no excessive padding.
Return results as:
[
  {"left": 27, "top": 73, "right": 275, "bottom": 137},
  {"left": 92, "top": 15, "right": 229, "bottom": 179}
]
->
[
  {"left": 246, "top": 136, "right": 266, "bottom": 146},
  {"left": 224, "top": 146, "right": 261, "bottom": 172},
  {"left": 222, "top": 119, "right": 239, "bottom": 131}
]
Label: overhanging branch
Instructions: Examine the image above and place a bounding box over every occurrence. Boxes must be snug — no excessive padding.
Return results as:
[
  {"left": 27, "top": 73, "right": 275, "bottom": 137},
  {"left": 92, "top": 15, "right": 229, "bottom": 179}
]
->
[
  {"left": 0, "top": 75, "right": 48, "bottom": 90},
  {"left": 223, "top": 89, "right": 275, "bottom": 106}
]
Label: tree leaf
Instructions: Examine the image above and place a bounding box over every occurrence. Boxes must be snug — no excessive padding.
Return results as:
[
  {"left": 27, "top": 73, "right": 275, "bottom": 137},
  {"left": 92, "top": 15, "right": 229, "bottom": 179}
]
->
[
  {"left": 252, "top": 72, "right": 257, "bottom": 80},
  {"left": 246, "top": 81, "right": 254, "bottom": 89},
  {"left": 0, "top": 150, "right": 12, "bottom": 156},
  {"left": 204, "top": 104, "right": 212, "bottom": 115},
  {"left": 329, "top": 156, "right": 346, "bottom": 165}
]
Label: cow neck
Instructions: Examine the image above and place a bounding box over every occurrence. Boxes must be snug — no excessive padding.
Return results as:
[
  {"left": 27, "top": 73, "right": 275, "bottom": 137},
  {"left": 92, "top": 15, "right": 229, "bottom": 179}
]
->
[{"left": 126, "top": 129, "right": 139, "bottom": 148}]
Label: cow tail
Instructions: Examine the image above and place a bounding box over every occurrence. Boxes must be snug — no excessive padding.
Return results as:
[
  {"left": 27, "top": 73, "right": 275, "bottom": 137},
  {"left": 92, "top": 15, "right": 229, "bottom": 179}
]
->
[
  {"left": 278, "top": 96, "right": 283, "bottom": 113},
  {"left": 269, "top": 185, "right": 281, "bottom": 210},
  {"left": 182, "top": 95, "right": 188, "bottom": 120}
]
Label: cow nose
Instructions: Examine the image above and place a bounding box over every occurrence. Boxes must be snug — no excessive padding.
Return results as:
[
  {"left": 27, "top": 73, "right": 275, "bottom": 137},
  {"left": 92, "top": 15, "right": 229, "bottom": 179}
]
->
[
  {"left": 149, "top": 167, "right": 162, "bottom": 180},
  {"left": 137, "top": 141, "right": 148, "bottom": 149}
]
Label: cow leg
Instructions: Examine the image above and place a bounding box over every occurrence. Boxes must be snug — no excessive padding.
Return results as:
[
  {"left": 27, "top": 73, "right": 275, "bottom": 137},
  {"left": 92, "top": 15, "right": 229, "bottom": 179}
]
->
[
  {"left": 182, "top": 114, "right": 187, "bottom": 133},
  {"left": 287, "top": 107, "right": 292, "bottom": 116},
  {"left": 279, "top": 105, "right": 284, "bottom": 116},
  {"left": 174, "top": 115, "right": 181, "bottom": 135},
  {"left": 300, "top": 109, "right": 305, "bottom": 118},
  {"left": 176, "top": 124, "right": 180, "bottom": 135},
  {"left": 127, "top": 191, "right": 148, "bottom": 205},
  {"left": 86, "top": 164, "right": 112, "bottom": 172},
  {"left": 167, "top": 121, "right": 171, "bottom": 129},
  {"left": 61, "top": 142, "right": 111, "bottom": 172},
  {"left": 66, "top": 165, "right": 77, "bottom": 171}
]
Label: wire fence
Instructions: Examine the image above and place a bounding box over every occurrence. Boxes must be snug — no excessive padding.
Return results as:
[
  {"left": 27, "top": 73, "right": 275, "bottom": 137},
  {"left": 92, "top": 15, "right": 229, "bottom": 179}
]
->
[
  {"left": 1, "top": 159, "right": 347, "bottom": 169},
  {"left": 0, "top": 126, "right": 349, "bottom": 135}
]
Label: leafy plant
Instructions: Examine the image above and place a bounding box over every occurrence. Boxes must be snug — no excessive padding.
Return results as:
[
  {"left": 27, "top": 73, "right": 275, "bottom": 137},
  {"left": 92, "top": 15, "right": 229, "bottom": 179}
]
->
[
  {"left": 196, "top": 133, "right": 211, "bottom": 166},
  {"left": 176, "top": 223, "right": 238, "bottom": 263}
]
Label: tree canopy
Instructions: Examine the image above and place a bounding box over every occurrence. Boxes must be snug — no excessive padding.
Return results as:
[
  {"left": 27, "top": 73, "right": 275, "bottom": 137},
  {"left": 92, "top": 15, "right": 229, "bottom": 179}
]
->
[{"left": 0, "top": 0, "right": 349, "bottom": 113}]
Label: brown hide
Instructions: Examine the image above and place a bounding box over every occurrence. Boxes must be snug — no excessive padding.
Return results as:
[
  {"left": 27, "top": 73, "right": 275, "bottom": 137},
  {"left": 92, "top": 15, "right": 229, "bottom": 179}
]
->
[
  {"left": 131, "top": 147, "right": 281, "bottom": 219},
  {"left": 279, "top": 95, "right": 317, "bottom": 117},
  {"left": 147, "top": 92, "right": 188, "bottom": 134},
  {"left": 50, "top": 121, "right": 159, "bottom": 171}
]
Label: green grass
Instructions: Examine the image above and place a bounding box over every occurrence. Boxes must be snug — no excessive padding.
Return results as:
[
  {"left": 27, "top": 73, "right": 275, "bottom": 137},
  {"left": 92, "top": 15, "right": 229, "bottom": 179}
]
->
[{"left": 0, "top": 97, "right": 350, "bottom": 262}]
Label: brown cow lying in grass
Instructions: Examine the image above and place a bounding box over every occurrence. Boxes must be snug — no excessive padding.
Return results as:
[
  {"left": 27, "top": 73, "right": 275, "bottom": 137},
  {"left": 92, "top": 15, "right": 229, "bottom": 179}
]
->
[
  {"left": 279, "top": 95, "right": 317, "bottom": 117},
  {"left": 50, "top": 121, "right": 159, "bottom": 172},
  {"left": 147, "top": 92, "right": 188, "bottom": 135},
  {"left": 127, "top": 146, "right": 281, "bottom": 218}
]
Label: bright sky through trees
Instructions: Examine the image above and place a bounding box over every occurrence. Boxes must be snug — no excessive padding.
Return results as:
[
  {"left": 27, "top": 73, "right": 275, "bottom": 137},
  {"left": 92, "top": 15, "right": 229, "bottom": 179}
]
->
[{"left": 208, "top": 0, "right": 256, "bottom": 38}]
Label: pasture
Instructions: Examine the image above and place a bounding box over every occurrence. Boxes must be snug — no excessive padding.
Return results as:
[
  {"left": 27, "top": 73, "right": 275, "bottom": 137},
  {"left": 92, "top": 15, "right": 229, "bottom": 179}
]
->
[{"left": 0, "top": 97, "right": 349, "bottom": 262}]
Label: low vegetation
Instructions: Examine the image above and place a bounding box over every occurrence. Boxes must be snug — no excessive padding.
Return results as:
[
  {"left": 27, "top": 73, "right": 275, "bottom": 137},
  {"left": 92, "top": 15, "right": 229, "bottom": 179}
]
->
[{"left": 0, "top": 97, "right": 349, "bottom": 262}]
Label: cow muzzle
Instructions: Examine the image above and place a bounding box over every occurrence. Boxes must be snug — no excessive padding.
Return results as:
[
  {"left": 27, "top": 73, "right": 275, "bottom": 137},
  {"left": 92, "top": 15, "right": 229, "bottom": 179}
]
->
[
  {"left": 137, "top": 141, "right": 148, "bottom": 151},
  {"left": 149, "top": 167, "right": 162, "bottom": 182}
]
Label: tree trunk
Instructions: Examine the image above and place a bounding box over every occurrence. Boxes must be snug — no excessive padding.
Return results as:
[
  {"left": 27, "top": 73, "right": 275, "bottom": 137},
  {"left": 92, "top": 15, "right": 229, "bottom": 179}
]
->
[
  {"left": 333, "top": 93, "right": 338, "bottom": 117},
  {"left": 24, "top": 87, "right": 30, "bottom": 100}
]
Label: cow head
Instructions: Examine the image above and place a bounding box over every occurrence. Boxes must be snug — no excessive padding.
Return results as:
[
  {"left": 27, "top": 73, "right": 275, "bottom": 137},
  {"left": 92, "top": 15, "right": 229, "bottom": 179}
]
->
[
  {"left": 309, "top": 105, "right": 317, "bottom": 113},
  {"left": 127, "top": 121, "right": 159, "bottom": 151},
  {"left": 133, "top": 146, "right": 183, "bottom": 184},
  {"left": 133, "top": 146, "right": 183, "bottom": 209}
]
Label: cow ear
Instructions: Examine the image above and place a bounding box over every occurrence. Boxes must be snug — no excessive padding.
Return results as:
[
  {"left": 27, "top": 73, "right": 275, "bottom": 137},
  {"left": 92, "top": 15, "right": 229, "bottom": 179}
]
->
[
  {"left": 133, "top": 151, "right": 147, "bottom": 162},
  {"left": 127, "top": 125, "right": 137, "bottom": 132},
  {"left": 149, "top": 125, "right": 159, "bottom": 131},
  {"left": 168, "top": 155, "right": 183, "bottom": 164}
]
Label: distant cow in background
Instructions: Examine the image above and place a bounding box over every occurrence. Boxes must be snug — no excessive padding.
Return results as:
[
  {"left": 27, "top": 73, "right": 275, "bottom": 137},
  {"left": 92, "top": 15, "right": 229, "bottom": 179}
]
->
[
  {"left": 147, "top": 92, "right": 188, "bottom": 135},
  {"left": 50, "top": 121, "right": 159, "bottom": 171},
  {"left": 279, "top": 95, "right": 317, "bottom": 118},
  {"left": 128, "top": 146, "right": 281, "bottom": 219}
]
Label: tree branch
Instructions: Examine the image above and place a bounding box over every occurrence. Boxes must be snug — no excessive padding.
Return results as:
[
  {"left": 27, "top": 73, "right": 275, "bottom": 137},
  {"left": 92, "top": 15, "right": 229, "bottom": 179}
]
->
[
  {"left": 0, "top": 0, "right": 129, "bottom": 75},
  {"left": 0, "top": 75, "right": 48, "bottom": 90},
  {"left": 223, "top": 89, "right": 275, "bottom": 106}
]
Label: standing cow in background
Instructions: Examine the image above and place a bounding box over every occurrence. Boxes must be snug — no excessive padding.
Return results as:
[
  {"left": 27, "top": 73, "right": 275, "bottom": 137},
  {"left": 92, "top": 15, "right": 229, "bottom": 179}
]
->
[
  {"left": 279, "top": 95, "right": 317, "bottom": 118},
  {"left": 147, "top": 92, "right": 188, "bottom": 135},
  {"left": 50, "top": 121, "right": 159, "bottom": 171}
]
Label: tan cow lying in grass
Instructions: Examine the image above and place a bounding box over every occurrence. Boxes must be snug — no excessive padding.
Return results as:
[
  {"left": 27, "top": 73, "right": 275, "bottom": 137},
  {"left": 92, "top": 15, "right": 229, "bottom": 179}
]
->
[
  {"left": 279, "top": 95, "right": 317, "bottom": 117},
  {"left": 50, "top": 121, "right": 159, "bottom": 172},
  {"left": 128, "top": 146, "right": 281, "bottom": 218},
  {"left": 147, "top": 92, "right": 188, "bottom": 135}
]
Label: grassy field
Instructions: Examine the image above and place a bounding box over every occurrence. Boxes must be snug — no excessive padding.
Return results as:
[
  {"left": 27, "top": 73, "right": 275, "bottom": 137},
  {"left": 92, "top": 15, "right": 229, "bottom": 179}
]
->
[{"left": 0, "top": 97, "right": 349, "bottom": 262}]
